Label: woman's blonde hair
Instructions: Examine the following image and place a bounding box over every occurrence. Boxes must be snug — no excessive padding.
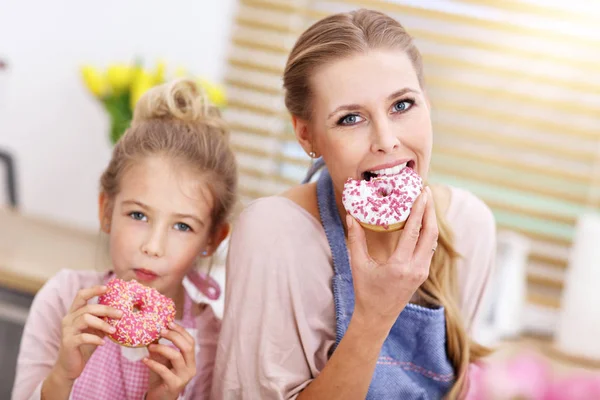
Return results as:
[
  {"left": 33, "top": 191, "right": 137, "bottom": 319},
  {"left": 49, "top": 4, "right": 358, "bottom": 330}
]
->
[
  {"left": 100, "top": 78, "right": 238, "bottom": 236},
  {"left": 283, "top": 9, "right": 491, "bottom": 398}
]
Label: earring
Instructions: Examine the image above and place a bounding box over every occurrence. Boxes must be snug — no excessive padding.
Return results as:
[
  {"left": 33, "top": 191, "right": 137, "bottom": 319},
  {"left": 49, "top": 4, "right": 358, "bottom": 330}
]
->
[
  {"left": 201, "top": 250, "right": 208, "bottom": 256},
  {"left": 308, "top": 151, "right": 316, "bottom": 158}
]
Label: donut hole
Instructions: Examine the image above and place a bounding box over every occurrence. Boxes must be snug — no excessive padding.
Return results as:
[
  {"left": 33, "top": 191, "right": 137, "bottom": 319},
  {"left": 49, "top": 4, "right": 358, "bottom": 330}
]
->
[
  {"left": 377, "top": 187, "right": 390, "bottom": 197},
  {"left": 132, "top": 301, "right": 143, "bottom": 313}
]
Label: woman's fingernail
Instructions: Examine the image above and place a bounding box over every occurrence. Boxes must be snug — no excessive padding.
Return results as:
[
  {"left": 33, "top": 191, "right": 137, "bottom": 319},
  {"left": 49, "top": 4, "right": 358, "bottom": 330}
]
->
[
  {"left": 161, "top": 329, "right": 169, "bottom": 336},
  {"left": 346, "top": 214, "right": 354, "bottom": 228},
  {"left": 101, "top": 286, "right": 107, "bottom": 291},
  {"left": 109, "top": 326, "right": 116, "bottom": 333},
  {"left": 168, "top": 322, "right": 175, "bottom": 329}
]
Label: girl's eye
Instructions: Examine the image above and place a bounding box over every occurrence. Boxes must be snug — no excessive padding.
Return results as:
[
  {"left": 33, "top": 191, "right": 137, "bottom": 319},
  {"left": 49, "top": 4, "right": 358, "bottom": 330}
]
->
[
  {"left": 338, "top": 114, "right": 364, "bottom": 126},
  {"left": 129, "top": 212, "right": 147, "bottom": 221},
  {"left": 174, "top": 222, "right": 192, "bottom": 232},
  {"left": 392, "top": 99, "right": 414, "bottom": 113}
]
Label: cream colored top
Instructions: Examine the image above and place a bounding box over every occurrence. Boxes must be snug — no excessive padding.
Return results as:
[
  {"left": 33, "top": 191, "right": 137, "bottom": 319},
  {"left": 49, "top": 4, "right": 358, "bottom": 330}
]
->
[{"left": 211, "top": 186, "right": 496, "bottom": 400}]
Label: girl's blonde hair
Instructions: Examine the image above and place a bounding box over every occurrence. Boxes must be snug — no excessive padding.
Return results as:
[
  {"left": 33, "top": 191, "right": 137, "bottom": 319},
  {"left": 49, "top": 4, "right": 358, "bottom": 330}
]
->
[
  {"left": 283, "top": 9, "right": 491, "bottom": 398},
  {"left": 100, "top": 78, "right": 238, "bottom": 235}
]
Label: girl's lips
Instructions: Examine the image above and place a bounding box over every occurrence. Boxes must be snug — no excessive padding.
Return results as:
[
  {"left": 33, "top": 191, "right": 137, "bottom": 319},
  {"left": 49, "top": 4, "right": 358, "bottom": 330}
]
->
[{"left": 134, "top": 268, "right": 158, "bottom": 282}]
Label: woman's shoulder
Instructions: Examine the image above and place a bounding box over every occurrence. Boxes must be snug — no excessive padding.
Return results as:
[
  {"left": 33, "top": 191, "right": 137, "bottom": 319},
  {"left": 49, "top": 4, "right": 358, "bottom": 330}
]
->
[
  {"left": 446, "top": 186, "right": 495, "bottom": 229},
  {"left": 229, "top": 184, "right": 329, "bottom": 263},
  {"left": 237, "top": 183, "right": 322, "bottom": 234},
  {"left": 433, "top": 184, "right": 496, "bottom": 244}
]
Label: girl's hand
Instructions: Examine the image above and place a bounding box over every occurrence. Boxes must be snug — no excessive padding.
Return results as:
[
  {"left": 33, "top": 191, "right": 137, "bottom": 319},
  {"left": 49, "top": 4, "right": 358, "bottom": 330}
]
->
[
  {"left": 347, "top": 186, "right": 438, "bottom": 330},
  {"left": 53, "top": 285, "right": 123, "bottom": 381},
  {"left": 144, "top": 322, "right": 197, "bottom": 400}
]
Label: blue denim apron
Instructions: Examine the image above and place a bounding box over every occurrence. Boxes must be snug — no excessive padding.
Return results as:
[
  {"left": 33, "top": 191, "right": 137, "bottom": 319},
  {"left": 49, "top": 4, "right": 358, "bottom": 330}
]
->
[{"left": 314, "top": 166, "right": 455, "bottom": 399}]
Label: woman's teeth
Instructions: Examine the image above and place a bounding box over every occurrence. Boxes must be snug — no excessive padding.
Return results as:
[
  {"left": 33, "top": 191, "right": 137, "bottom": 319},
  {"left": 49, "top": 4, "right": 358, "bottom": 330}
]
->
[{"left": 370, "top": 162, "right": 408, "bottom": 177}]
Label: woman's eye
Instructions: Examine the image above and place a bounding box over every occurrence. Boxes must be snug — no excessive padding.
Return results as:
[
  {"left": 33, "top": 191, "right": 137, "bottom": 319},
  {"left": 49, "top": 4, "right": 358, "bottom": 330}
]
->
[
  {"left": 338, "top": 114, "right": 364, "bottom": 126},
  {"left": 175, "top": 222, "right": 192, "bottom": 232},
  {"left": 393, "top": 100, "right": 414, "bottom": 113},
  {"left": 129, "top": 212, "right": 147, "bottom": 221}
]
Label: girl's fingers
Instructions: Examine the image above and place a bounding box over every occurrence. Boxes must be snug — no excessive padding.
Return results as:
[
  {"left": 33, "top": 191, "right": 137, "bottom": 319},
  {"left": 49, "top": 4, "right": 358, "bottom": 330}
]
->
[
  {"left": 73, "top": 304, "right": 123, "bottom": 320},
  {"left": 68, "top": 285, "right": 108, "bottom": 313},
  {"left": 143, "top": 357, "right": 179, "bottom": 387},
  {"left": 73, "top": 313, "right": 116, "bottom": 336},
  {"left": 160, "top": 324, "right": 195, "bottom": 368},
  {"left": 167, "top": 322, "right": 195, "bottom": 347},
  {"left": 72, "top": 332, "right": 105, "bottom": 348},
  {"left": 148, "top": 343, "right": 186, "bottom": 372}
]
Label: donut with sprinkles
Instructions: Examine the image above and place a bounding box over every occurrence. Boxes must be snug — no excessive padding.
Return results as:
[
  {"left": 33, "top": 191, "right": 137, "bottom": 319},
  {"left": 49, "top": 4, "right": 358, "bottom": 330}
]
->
[
  {"left": 342, "top": 167, "right": 423, "bottom": 232},
  {"left": 98, "top": 278, "right": 176, "bottom": 347}
]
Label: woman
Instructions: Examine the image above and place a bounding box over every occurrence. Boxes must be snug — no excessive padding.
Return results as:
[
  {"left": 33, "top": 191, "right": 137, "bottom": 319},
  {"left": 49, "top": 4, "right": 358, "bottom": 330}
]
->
[{"left": 212, "top": 8, "right": 495, "bottom": 400}]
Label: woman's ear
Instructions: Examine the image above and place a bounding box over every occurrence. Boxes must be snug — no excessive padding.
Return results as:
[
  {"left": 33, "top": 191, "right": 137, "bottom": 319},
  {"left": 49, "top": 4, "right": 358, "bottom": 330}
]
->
[
  {"left": 291, "top": 115, "right": 318, "bottom": 158},
  {"left": 98, "top": 192, "right": 112, "bottom": 233}
]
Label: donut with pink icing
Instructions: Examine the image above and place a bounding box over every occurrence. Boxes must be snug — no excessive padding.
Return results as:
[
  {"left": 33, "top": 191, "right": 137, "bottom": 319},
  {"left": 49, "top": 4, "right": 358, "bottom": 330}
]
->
[
  {"left": 342, "top": 167, "right": 423, "bottom": 232},
  {"left": 98, "top": 278, "right": 176, "bottom": 347}
]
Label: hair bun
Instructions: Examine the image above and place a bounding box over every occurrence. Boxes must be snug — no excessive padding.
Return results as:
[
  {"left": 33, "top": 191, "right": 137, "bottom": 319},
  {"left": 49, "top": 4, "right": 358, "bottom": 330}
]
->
[{"left": 132, "top": 78, "right": 220, "bottom": 125}]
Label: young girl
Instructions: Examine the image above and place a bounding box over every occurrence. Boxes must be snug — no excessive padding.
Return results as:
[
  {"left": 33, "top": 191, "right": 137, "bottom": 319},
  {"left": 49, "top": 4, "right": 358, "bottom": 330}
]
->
[
  {"left": 12, "top": 79, "right": 238, "bottom": 400},
  {"left": 212, "top": 9, "right": 495, "bottom": 400}
]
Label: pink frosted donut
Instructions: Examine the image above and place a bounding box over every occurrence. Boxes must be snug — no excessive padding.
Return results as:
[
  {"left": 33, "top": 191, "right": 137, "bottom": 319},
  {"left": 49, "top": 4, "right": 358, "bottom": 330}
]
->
[
  {"left": 98, "top": 278, "right": 176, "bottom": 347},
  {"left": 342, "top": 167, "right": 423, "bottom": 232}
]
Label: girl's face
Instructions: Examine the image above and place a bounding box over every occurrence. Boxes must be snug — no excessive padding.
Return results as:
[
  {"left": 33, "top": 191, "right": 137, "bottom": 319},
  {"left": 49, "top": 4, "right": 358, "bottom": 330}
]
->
[
  {"left": 294, "top": 49, "right": 432, "bottom": 197},
  {"left": 99, "top": 156, "right": 227, "bottom": 303}
]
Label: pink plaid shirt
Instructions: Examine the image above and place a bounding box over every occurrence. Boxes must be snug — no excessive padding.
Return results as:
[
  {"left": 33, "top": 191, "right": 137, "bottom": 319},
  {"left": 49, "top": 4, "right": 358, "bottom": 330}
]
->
[{"left": 12, "top": 270, "right": 221, "bottom": 400}]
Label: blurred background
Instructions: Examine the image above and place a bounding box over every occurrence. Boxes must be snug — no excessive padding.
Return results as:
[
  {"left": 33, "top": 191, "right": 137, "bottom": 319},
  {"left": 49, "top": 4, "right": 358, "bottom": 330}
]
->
[{"left": 1, "top": 0, "right": 599, "bottom": 397}]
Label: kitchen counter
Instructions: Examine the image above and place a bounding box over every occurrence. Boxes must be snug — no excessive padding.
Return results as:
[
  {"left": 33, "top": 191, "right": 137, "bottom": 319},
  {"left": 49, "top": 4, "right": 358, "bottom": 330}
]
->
[{"left": 0, "top": 208, "right": 102, "bottom": 294}]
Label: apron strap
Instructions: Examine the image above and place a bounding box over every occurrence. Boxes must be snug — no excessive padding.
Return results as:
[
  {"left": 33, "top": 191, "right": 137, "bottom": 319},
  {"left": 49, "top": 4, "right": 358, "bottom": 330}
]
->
[{"left": 316, "top": 168, "right": 352, "bottom": 277}]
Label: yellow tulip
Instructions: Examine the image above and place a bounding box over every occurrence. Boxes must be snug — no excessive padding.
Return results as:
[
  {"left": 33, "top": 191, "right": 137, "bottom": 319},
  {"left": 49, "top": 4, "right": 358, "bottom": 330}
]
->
[
  {"left": 130, "top": 69, "right": 155, "bottom": 109},
  {"left": 154, "top": 60, "right": 166, "bottom": 84},
  {"left": 81, "top": 65, "right": 109, "bottom": 97},
  {"left": 198, "top": 78, "right": 226, "bottom": 107},
  {"left": 107, "top": 64, "right": 134, "bottom": 94}
]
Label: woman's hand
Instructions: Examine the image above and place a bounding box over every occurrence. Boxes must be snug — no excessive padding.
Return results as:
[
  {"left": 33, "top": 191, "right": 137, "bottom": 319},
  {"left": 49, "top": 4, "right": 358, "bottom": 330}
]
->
[
  {"left": 53, "top": 285, "right": 123, "bottom": 382},
  {"left": 346, "top": 186, "right": 438, "bottom": 330},
  {"left": 144, "top": 322, "right": 197, "bottom": 400}
]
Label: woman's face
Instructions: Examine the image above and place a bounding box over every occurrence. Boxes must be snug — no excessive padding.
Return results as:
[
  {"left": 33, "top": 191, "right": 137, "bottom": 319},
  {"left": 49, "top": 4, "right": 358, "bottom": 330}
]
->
[{"left": 296, "top": 49, "right": 433, "bottom": 195}]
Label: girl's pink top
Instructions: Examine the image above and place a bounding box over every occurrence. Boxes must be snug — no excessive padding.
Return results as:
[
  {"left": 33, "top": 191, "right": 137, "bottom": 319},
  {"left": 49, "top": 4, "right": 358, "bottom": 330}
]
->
[{"left": 12, "top": 270, "right": 220, "bottom": 400}]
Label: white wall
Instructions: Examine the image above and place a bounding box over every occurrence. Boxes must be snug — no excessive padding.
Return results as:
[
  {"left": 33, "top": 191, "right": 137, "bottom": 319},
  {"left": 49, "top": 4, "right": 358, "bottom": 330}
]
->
[{"left": 0, "top": 0, "right": 237, "bottom": 231}]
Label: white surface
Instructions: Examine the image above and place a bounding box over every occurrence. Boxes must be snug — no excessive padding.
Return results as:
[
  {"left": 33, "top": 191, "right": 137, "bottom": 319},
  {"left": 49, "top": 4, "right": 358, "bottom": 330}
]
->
[
  {"left": 555, "top": 213, "right": 600, "bottom": 360},
  {"left": 183, "top": 265, "right": 226, "bottom": 319},
  {"left": 474, "top": 230, "right": 530, "bottom": 345},
  {"left": 0, "top": 0, "right": 237, "bottom": 231}
]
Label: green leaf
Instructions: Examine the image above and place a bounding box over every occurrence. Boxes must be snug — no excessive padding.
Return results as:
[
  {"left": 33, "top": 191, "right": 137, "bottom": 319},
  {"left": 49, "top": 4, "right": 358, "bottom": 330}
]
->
[{"left": 103, "top": 94, "right": 133, "bottom": 145}]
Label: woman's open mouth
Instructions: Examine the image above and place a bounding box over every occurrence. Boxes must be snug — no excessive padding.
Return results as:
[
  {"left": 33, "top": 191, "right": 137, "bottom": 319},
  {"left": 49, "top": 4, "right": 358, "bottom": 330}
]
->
[{"left": 362, "top": 160, "right": 415, "bottom": 181}]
